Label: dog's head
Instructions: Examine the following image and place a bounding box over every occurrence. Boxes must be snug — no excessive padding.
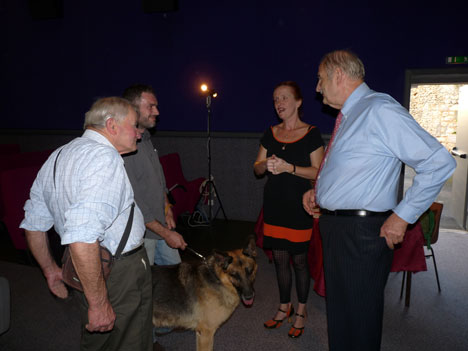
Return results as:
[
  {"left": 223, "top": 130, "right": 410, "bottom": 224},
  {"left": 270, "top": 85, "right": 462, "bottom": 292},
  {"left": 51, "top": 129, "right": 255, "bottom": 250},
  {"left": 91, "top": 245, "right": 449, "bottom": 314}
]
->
[{"left": 210, "top": 235, "right": 258, "bottom": 307}]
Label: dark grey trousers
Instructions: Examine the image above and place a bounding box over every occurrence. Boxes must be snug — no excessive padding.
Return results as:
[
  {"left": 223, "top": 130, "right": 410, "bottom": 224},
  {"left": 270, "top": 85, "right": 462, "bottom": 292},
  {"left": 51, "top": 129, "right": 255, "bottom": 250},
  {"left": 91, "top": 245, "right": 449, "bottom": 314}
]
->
[
  {"left": 320, "top": 215, "right": 393, "bottom": 351},
  {"left": 78, "top": 248, "right": 153, "bottom": 351}
]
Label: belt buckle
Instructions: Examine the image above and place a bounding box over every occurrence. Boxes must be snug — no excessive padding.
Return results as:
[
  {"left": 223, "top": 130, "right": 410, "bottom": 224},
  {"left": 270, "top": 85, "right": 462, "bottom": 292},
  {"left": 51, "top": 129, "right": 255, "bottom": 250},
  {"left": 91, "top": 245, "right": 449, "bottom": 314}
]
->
[{"left": 356, "top": 210, "right": 367, "bottom": 217}]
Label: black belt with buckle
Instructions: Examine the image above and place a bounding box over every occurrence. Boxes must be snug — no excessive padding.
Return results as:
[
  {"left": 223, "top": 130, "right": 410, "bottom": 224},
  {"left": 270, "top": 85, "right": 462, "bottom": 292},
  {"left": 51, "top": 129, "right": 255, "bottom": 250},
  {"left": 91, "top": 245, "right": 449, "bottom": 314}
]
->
[
  {"left": 119, "top": 245, "right": 144, "bottom": 259},
  {"left": 321, "top": 209, "right": 393, "bottom": 217}
]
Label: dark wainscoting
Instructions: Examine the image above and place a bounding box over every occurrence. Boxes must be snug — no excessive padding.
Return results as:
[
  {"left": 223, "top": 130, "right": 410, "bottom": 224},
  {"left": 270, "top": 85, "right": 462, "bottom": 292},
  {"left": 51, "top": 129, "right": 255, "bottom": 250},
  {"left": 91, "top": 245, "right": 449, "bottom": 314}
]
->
[
  {"left": 0, "top": 129, "right": 330, "bottom": 222},
  {"left": 1, "top": 129, "right": 269, "bottom": 221}
]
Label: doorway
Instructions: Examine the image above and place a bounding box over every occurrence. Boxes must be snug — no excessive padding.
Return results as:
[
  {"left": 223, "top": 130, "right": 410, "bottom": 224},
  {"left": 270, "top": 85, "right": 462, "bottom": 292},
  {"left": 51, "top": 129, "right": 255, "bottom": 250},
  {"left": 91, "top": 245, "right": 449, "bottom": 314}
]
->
[{"left": 403, "top": 68, "right": 468, "bottom": 230}]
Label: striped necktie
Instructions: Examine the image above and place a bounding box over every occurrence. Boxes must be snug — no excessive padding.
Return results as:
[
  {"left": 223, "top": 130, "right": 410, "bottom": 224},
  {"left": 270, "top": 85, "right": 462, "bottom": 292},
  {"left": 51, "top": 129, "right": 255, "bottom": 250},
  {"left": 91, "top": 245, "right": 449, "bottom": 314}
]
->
[{"left": 315, "top": 111, "right": 343, "bottom": 192}]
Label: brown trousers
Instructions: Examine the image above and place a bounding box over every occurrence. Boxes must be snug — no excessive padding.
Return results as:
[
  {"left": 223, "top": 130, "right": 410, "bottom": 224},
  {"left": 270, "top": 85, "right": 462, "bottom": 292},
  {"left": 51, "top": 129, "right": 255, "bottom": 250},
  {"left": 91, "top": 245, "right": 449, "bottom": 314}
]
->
[{"left": 78, "top": 248, "right": 153, "bottom": 351}]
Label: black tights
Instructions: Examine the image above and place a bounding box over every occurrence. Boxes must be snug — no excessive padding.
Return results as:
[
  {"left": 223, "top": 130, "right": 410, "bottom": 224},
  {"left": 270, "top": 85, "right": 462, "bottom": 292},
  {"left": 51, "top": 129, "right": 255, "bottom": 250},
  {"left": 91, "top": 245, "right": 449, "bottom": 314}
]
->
[{"left": 272, "top": 249, "right": 310, "bottom": 304}]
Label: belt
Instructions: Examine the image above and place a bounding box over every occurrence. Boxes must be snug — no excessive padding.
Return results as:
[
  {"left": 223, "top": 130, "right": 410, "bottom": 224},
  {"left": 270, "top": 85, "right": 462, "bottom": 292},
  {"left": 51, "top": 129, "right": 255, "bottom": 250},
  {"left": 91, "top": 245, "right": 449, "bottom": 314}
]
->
[
  {"left": 321, "top": 209, "right": 393, "bottom": 217},
  {"left": 118, "top": 244, "right": 144, "bottom": 259}
]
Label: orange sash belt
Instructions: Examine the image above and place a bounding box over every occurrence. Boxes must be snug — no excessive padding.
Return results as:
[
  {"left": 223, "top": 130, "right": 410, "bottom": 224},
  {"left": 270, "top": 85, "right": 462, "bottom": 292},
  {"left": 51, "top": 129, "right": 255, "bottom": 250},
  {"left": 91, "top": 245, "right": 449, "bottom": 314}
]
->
[{"left": 263, "top": 223, "right": 312, "bottom": 243}]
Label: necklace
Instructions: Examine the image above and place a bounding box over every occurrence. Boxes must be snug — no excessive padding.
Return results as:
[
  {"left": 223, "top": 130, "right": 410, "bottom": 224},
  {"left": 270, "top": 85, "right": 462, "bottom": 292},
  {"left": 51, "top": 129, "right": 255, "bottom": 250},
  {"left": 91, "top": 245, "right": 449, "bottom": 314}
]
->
[
  {"left": 278, "top": 120, "right": 300, "bottom": 151},
  {"left": 280, "top": 127, "right": 295, "bottom": 150}
]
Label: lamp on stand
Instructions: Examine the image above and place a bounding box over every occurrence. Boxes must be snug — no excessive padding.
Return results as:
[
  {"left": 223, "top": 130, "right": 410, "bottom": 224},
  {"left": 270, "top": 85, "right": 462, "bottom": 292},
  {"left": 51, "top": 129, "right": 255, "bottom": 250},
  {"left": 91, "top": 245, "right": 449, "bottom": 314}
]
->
[{"left": 189, "top": 84, "right": 228, "bottom": 226}]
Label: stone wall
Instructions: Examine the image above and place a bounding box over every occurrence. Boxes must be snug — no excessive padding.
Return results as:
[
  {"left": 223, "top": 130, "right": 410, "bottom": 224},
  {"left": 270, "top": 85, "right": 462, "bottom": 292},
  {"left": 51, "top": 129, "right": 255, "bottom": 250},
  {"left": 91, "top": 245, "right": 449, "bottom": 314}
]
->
[{"left": 409, "top": 84, "right": 460, "bottom": 151}]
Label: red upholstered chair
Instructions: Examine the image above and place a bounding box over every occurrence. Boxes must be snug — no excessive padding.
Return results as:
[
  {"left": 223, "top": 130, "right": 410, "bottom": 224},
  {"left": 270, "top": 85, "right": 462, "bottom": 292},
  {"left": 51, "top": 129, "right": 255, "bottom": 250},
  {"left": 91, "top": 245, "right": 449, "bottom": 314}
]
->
[
  {"left": 0, "top": 144, "right": 21, "bottom": 156},
  {"left": 159, "top": 153, "right": 205, "bottom": 221},
  {"left": 0, "top": 150, "right": 53, "bottom": 218},
  {"left": 254, "top": 208, "right": 273, "bottom": 262},
  {"left": 0, "top": 150, "right": 53, "bottom": 251},
  {"left": 0, "top": 165, "right": 42, "bottom": 250},
  {"left": 0, "top": 150, "right": 53, "bottom": 171}
]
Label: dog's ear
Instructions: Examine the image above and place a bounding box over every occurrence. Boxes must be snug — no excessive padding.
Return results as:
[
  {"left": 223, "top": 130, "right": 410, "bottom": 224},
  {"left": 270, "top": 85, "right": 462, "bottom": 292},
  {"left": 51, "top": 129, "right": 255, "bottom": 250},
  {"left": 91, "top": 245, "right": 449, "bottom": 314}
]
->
[
  {"left": 242, "top": 235, "right": 257, "bottom": 258},
  {"left": 213, "top": 250, "right": 233, "bottom": 270}
]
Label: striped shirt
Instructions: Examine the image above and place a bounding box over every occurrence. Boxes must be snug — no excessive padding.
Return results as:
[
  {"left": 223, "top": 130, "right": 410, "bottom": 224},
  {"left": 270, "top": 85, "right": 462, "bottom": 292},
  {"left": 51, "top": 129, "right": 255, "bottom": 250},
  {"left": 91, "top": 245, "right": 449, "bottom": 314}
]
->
[{"left": 20, "top": 129, "right": 145, "bottom": 255}]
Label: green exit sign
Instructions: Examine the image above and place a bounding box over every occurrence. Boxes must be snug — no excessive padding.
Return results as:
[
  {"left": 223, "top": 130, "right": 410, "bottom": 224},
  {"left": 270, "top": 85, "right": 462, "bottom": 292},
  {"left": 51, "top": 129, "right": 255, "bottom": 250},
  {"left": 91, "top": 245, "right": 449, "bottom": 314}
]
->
[{"left": 446, "top": 56, "right": 468, "bottom": 64}]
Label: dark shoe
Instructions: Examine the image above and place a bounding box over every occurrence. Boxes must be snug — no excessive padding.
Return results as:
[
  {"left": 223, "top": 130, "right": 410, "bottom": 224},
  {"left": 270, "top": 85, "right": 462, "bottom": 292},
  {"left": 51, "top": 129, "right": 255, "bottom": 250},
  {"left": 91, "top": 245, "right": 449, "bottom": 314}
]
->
[
  {"left": 288, "top": 312, "right": 305, "bottom": 338},
  {"left": 153, "top": 341, "right": 166, "bottom": 351},
  {"left": 264, "top": 305, "right": 294, "bottom": 329},
  {"left": 155, "top": 326, "right": 173, "bottom": 335}
]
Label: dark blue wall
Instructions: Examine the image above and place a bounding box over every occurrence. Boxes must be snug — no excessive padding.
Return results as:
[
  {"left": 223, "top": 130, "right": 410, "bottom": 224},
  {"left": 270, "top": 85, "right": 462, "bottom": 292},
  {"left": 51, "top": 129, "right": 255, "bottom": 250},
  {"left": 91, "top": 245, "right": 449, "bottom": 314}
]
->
[{"left": 1, "top": 1, "right": 467, "bottom": 133}]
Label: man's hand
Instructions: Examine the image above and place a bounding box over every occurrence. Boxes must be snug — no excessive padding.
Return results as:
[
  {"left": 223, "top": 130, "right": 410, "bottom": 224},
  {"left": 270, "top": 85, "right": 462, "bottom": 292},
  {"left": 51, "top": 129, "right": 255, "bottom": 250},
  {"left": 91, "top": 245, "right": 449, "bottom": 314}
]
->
[
  {"left": 45, "top": 267, "right": 68, "bottom": 299},
  {"left": 165, "top": 206, "right": 176, "bottom": 230},
  {"left": 380, "top": 213, "right": 408, "bottom": 249},
  {"left": 146, "top": 220, "right": 187, "bottom": 249},
  {"left": 302, "top": 189, "right": 316, "bottom": 215},
  {"left": 164, "top": 230, "right": 187, "bottom": 250},
  {"left": 69, "top": 242, "right": 115, "bottom": 332},
  {"left": 25, "top": 230, "right": 69, "bottom": 299},
  {"left": 86, "top": 300, "right": 116, "bottom": 333}
]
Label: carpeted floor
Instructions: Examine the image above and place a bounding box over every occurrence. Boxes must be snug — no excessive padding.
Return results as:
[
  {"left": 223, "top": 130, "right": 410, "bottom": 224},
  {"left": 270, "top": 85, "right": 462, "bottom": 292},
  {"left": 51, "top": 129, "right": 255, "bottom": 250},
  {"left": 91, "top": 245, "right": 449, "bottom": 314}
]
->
[{"left": 1, "top": 220, "right": 467, "bottom": 351}]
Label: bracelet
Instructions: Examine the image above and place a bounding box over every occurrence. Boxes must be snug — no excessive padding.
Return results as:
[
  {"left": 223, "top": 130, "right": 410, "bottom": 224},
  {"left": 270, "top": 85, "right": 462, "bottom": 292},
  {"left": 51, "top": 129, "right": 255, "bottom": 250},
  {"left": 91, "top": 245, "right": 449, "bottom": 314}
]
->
[{"left": 292, "top": 164, "right": 296, "bottom": 175}]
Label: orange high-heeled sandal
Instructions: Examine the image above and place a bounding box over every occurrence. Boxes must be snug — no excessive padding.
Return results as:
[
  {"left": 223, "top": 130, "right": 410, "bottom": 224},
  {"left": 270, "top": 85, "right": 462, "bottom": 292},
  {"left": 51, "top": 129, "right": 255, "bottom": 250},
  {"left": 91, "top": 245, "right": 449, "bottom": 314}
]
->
[
  {"left": 288, "top": 312, "right": 306, "bottom": 338},
  {"left": 264, "top": 305, "right": 294, "bottom": 329}
]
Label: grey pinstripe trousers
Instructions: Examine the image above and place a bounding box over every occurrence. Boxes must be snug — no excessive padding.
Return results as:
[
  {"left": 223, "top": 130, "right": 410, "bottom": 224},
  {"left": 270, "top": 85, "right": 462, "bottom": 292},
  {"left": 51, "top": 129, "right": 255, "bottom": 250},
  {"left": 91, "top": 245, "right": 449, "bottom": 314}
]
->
[{"left": 320, "top": 214, "right": 393, "bottom": 351}]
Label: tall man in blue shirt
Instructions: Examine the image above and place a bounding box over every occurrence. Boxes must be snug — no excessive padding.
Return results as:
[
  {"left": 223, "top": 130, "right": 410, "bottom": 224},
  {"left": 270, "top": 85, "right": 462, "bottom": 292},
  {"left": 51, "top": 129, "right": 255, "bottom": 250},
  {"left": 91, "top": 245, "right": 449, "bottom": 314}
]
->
[{"left": 303, "top": 50, "right": 456, "bottom": 351}]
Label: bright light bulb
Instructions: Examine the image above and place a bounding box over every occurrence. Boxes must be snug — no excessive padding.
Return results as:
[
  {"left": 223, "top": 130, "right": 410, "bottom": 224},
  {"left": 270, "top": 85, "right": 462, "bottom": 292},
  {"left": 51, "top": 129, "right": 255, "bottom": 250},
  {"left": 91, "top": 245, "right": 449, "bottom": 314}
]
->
[{"left": 201, "top": 84, "right": 208, "bottom": 92}]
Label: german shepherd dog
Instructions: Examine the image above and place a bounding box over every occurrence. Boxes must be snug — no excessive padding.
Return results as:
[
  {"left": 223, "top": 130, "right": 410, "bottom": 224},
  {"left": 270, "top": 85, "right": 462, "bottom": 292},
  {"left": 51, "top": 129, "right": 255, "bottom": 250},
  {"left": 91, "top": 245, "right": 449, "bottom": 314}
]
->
[{"left": 151, "top": 236, "right": 258, "bottom": 351}]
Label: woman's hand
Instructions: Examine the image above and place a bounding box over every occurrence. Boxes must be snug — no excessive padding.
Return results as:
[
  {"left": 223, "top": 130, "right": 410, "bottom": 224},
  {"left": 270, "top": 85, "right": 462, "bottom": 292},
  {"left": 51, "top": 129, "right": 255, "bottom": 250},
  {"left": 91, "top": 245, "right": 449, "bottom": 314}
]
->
[
  {"left": 254, "top": 146, "right": 269, "bottom": 176},
  {"left": 266, "top": 155, "right": 292, "bottom": 175}
]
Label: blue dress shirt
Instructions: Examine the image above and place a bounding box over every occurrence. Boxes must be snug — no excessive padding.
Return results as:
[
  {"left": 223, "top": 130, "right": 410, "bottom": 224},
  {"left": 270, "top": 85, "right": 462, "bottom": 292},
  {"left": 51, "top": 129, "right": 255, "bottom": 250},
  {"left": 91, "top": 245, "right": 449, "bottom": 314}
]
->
[{"left": 316, "top": 83, "right": 456, "bottom": 224}]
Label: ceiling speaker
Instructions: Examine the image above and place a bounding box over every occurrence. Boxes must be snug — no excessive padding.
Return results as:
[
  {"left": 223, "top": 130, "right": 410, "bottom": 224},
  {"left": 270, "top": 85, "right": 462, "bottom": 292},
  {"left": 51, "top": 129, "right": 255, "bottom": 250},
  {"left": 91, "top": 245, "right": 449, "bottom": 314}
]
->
[
  {"left": 142, "top": 0, "right": 178, "bottom": 13},
  {"left": 28, "top": 0, "right": 63, "bottom": 20}
]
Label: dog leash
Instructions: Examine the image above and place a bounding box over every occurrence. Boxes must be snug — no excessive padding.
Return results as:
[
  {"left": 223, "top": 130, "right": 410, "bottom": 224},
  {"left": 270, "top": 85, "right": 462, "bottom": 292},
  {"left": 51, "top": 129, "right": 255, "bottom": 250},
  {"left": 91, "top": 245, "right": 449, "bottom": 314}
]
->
[
  {"left": 186, "top": 246, "right": 226, "bottom": 283},
  {"left": 186, "top": 246, "right": 207, "bottom": 263}
]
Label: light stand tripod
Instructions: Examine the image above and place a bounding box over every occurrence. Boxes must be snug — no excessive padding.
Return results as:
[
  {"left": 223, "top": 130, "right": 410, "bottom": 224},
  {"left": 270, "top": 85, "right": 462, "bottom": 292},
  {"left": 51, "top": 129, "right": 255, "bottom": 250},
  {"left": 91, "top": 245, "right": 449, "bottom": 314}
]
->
[{"left": 190, "top": 93, "right": 228, "bottom": 226}]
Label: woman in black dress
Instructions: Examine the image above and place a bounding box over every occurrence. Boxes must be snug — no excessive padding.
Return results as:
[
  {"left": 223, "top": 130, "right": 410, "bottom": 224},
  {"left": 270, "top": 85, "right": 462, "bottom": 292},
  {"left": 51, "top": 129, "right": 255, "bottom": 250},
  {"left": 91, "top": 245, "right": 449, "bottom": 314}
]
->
[{"left": 254, "top": 81, "right": 324, "bottom": 338}]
